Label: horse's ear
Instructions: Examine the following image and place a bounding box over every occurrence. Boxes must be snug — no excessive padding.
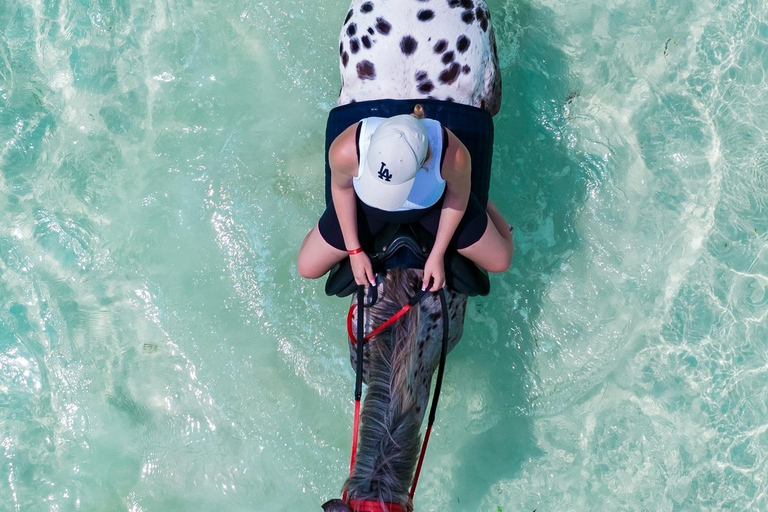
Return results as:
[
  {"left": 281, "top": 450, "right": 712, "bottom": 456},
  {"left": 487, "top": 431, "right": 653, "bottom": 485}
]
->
[{"left": 322, "top": 499, "right": 352, "bottom": 512}]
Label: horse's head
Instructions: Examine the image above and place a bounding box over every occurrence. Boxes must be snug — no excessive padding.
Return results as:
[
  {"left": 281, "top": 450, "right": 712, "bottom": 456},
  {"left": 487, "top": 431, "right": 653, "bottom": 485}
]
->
[
  {"left": 320, "top": 268, "right": 467, "bottom": 512},
  {"left": 321, "top": 499, "right": 352, "bottom": 512}
]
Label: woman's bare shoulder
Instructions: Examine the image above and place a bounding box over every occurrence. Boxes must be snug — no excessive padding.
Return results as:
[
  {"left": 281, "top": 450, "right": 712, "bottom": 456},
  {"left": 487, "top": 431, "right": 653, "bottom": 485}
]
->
[
  {"left": 441, "top": 128, "right": 471, "bottom": 181},
  {"left": 329, "top": 122, "right": 360, "bottom": 176}
]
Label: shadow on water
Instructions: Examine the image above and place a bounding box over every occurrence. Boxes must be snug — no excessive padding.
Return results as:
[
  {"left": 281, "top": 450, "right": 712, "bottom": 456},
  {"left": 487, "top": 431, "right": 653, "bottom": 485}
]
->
[{"left": 446, "top": 2, "right": 589, "bottom": 509}]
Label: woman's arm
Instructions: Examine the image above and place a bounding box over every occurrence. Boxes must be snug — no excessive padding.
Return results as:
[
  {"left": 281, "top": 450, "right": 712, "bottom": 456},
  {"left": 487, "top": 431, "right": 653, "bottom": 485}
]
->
[
  {"left": 423, "top": 129, "right": 471, "bottom": 291},
  {"left": 329, "top": 123, "right": 376, "bottom": 286}
]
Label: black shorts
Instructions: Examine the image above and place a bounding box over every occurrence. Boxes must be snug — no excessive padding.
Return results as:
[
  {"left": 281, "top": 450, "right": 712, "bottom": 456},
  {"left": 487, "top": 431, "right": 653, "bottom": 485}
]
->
[{"left": 318, "top": 193, "right": 488, "bottom": 251}]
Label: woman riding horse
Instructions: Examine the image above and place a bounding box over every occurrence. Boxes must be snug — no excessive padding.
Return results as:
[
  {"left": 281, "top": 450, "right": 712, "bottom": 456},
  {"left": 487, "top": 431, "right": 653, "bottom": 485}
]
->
[
  {"left": 297, "top": 104, "right": 513, "bottom": 290},
  {"left": 296, "top": 1, "right": 512, "bottom": 510}
]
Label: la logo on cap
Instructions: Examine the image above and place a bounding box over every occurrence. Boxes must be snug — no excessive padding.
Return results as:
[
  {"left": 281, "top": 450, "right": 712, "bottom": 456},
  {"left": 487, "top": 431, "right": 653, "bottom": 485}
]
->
[{"left": 377, "top": 162, "right": 392, "bottom": 182}]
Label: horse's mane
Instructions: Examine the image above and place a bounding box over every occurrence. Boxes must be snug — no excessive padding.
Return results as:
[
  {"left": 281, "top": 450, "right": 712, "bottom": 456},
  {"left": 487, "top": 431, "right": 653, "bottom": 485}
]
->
[{"left": 342, "top": 268, "right": 424, "bottom": 510}]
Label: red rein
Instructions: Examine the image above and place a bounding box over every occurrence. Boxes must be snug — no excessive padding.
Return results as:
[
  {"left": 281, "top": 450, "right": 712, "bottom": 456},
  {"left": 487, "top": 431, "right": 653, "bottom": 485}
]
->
[{"left": 346, "top": 303, "right": 414, "bottom": 346}]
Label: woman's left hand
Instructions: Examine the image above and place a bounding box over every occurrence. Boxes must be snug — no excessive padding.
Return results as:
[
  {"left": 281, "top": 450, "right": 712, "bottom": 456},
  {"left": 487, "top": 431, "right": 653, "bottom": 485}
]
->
[{"left": 422, "top": 252, "right": 446, "bottom": 292}]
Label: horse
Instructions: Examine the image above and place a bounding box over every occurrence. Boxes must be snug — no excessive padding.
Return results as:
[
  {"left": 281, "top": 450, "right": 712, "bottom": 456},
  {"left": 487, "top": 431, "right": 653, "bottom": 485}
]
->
[{"left": 321, "top": 1, "right": 502, "bottom": 510}]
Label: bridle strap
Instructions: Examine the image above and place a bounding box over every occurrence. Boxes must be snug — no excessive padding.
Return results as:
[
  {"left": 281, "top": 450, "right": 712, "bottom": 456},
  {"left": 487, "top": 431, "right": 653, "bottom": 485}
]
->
[
  {"left": 347, "top": 288, "right": 427, "bottom": 345},
  {"left": 409, "top": 287, "right": 449, "bottom": 499},
  {"left": 348, "top": 499, "right": 407, "bottom": 512},
  {"left": 354, "top": 285, "right": 366, "bottom": 404},
  {"left": 343, "top": 285, "right": 367, "bottom": 503}
]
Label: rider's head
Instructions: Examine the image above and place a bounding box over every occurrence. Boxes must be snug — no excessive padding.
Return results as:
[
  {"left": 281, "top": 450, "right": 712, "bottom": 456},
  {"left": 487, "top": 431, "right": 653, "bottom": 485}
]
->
[{"left": 355, "top": 105, "right": 430, "bottom": 212}]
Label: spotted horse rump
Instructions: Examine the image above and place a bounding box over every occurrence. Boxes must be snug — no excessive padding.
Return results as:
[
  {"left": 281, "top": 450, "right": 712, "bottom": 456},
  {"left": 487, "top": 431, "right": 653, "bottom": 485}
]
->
[{"left": 338, "top": 0, "right": 502, "bottom": 115}]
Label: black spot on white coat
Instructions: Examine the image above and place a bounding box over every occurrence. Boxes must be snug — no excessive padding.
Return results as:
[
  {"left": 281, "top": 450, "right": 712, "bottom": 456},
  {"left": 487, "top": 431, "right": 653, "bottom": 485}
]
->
[
  {"left": 357, "top": 60, "right": 376, "bottom": 80},
  {"left": 439, "top": 62, "right": 461, "bottom": 84},
  {"left": 375, "top": 17, "right": 391, "bottom": 35},
  {"left": 457, "top": 35, "right": 470, "bottom": 52},
  {"left": 418, "top": 81, "right": 435, "bottom": 93},
  {"left": 417, "top": 10, "right": 435, "bottom": 21},
  {"left": 400, "top": 36, "right": 418, "bottom": 55}
]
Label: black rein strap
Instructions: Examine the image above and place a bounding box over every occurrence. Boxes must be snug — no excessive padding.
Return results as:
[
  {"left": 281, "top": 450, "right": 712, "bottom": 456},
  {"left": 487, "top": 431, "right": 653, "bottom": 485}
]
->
[
  {"left": 355, "top": 285, "right": 366, "bottom": 402},
  {"left": 430, "top": 288, "right": 450, "bottom": 426}
]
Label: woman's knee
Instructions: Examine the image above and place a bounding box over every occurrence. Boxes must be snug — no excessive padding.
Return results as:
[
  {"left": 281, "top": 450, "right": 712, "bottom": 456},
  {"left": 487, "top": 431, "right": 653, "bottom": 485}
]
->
[
  {"left": 297, "top": 229, "right": 345, "bottom": 279},
  {"left": 297, "top": 260, "right": 320, "bottom": 279},
  {"left": 483, "top": 249, "right": 512, "bottom": 273},
  {"left": 497, "top": 240, "right": 514, "bottom": 272},
  {"left": 459, "top": 222, "right": 513, "bottom": 273},
  {"left": 296, "top": 252, "right": 326, "bottom": 280}
]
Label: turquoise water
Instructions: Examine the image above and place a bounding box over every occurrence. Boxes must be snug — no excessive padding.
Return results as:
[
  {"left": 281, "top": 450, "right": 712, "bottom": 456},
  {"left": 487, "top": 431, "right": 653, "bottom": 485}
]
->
[{"left": 1, "top": 0, "right": 767, "bottom": 510}]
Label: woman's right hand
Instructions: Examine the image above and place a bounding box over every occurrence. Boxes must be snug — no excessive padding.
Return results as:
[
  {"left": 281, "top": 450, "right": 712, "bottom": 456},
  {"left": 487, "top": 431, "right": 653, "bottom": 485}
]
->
[{"left": 350, "top": 251, "right": 376, "bottom": 286}]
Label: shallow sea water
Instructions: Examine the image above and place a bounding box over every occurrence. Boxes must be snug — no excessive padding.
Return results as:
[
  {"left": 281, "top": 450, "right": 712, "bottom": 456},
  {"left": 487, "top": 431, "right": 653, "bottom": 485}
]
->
[{"left": 1, "top": 0, "right": 767, "bottom": 510}]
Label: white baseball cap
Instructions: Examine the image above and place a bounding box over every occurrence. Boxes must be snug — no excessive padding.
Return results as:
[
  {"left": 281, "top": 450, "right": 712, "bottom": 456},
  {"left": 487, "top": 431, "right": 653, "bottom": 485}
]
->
[{"left": 355, "top": 114, "right": 429, "bottom": 211}]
